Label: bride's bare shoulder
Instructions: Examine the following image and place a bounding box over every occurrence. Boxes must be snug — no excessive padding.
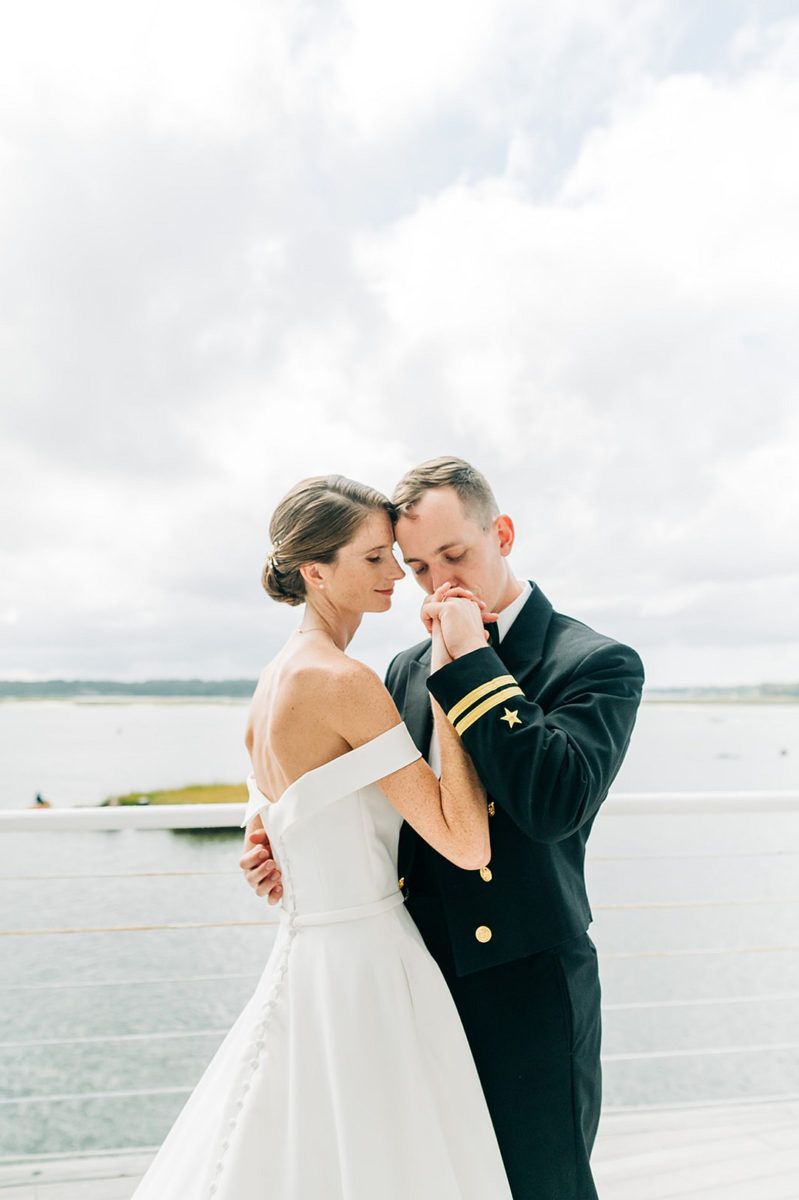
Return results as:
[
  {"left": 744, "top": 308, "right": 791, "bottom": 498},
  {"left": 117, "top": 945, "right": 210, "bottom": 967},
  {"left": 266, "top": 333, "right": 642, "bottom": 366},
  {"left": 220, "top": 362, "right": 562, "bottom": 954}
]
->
[
  {"left": 259, "top": 645, "right": 377, "bottom": 698},
  {"left": 288, "top": 653, "right": 393, "bottom": 730},
  {"left": 302, "top": 652, "right": 383, "bottom": 703},
  {"left": 326, "top": 657, "right": 400, "bottom": 743},
  {"left": 249, "top": 645, "right": 392, "bottom": 749}
]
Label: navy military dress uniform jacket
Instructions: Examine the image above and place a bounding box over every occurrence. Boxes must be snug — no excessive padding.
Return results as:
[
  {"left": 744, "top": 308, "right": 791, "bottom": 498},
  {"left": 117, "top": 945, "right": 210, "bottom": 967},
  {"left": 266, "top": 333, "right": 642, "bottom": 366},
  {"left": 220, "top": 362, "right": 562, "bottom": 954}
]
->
[
  {"left": 386, "top": 583, "right": 644, "bottom": 1199},
  {"left": 386, "top": 582, "right": 645, "bottom": 975}
]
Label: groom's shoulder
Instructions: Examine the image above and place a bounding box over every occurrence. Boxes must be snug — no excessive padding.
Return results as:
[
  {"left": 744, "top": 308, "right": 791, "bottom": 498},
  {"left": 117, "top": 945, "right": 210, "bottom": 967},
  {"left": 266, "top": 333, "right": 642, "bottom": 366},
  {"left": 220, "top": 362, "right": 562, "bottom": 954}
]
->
[{"left": 547, "top": 606, "right": 644, "bottom": 681}]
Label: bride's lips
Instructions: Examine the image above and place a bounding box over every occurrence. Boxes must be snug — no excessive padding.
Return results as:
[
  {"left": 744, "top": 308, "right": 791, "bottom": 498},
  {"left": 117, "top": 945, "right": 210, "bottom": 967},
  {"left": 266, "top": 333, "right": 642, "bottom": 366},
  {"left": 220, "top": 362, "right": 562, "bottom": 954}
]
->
[{"left": 376, "top": 588, "right": 394, "bottom": 596}]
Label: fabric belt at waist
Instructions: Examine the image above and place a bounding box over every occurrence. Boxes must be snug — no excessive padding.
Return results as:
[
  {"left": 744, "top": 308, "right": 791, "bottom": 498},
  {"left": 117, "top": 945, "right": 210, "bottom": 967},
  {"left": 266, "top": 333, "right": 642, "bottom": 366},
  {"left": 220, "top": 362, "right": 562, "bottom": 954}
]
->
[{"left": 282, "top": 890, "right": 404, "bottom": 928}]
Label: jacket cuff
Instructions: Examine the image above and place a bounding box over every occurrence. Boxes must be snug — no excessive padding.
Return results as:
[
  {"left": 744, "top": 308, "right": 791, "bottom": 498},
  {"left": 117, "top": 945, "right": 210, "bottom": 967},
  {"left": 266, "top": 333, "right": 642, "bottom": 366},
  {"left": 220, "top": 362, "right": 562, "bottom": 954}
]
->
[{"left": 426, "top": 648, "right": 524, "bottom": 736}]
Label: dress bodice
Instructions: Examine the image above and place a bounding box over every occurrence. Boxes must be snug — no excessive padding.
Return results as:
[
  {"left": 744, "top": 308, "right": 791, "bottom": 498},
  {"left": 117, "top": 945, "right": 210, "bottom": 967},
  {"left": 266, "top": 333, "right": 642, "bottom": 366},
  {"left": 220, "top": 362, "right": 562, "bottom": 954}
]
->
[{"left": 243, "top": 723, "right": 421, "bottom": 919}]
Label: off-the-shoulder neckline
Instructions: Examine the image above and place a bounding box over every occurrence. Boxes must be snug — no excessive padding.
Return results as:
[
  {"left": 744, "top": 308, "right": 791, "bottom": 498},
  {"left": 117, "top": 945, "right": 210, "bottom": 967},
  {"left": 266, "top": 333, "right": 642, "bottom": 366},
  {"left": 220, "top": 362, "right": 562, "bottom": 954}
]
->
[{"left": 248, "top": 722, "right": 409, "bottom": 806}]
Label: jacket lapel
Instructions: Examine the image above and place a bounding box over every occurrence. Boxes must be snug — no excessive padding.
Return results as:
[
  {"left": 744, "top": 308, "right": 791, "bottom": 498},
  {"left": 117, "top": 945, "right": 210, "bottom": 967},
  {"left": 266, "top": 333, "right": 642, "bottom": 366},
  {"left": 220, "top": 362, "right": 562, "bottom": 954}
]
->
[
  {"left": 397, "top": 646, "right": 433, "bottom": 881},
  {"left": 495, "top": 581, "right": 552, "bottom": 685},
  {"left": 404, "top": 651, "right": 433, "bottom": 756}
]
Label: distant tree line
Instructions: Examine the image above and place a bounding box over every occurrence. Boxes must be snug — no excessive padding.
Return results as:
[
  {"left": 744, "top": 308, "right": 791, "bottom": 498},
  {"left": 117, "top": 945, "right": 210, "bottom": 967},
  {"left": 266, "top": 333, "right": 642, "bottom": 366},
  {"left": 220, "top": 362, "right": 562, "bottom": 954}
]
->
[
  {"left": 646, "top": 682, "right": 799, "bottom": 700},
  {"left": 2, "top": 679, "right": 797, "bottom": 701},
  {"left": 0, "top": 680, "right": 258, "bottom": 699}
]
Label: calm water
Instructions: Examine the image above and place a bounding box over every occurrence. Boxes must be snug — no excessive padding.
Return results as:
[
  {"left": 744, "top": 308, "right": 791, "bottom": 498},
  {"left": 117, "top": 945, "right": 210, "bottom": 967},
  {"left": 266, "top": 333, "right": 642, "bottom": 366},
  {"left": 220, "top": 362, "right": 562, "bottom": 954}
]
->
[
  {"left": 1, "top": 700, "right": 798, "bottom": 1156},
  {"left": 1, "top": 698, "right": 798, "bottom": 811}
]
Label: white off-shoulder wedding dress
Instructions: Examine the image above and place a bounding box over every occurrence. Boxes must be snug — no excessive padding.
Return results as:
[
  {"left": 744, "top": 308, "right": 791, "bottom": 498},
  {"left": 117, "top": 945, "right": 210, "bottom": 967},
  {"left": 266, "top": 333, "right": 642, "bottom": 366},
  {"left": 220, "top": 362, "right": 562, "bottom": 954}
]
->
[{"left": 131, "top": 722, "right": 511, "bottom": 1199}]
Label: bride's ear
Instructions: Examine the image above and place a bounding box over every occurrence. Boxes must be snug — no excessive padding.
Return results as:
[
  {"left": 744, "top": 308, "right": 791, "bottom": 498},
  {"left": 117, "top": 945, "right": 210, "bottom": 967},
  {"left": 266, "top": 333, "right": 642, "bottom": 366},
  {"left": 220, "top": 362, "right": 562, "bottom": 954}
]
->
[{"left": 300, "top": 562, "right": 327, "bottom": 592}]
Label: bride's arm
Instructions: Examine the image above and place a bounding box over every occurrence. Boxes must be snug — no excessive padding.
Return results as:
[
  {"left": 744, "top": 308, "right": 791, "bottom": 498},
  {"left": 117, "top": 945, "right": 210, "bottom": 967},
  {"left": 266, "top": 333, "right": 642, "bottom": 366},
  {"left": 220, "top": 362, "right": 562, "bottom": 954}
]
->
[
  {"left": 331, "top": 619, "right": 490, "bottom": 871},
  {"left": 426, "top": 616, "right": 491, "bottom": 867}
]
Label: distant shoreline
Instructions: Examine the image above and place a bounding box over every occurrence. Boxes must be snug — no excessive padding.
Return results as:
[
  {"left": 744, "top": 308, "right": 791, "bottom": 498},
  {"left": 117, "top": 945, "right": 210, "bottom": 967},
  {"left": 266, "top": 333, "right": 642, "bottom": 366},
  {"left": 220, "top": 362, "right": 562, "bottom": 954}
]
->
[
  {"left": 0, "top": 680, "right": 257, "bottom": 700},
  {"left": 0, "top": 695, "right": 251, "bottom": 705},
  {"left": 103, "top": 783, "right": 247, "bottom": 806},
  {"left": 1, "top": 679, "right": 798, "bottom": 704},
  {"left": 643, "top": 695, "right": 799, "bottom": 705}
]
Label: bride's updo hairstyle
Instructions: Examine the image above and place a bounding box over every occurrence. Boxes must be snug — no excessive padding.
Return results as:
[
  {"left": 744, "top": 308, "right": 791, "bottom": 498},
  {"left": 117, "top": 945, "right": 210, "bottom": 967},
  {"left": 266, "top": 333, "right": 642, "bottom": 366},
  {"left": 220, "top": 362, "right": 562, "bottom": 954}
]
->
[{"left": 262, "top": 475, "right": 395, "bottom": 606}]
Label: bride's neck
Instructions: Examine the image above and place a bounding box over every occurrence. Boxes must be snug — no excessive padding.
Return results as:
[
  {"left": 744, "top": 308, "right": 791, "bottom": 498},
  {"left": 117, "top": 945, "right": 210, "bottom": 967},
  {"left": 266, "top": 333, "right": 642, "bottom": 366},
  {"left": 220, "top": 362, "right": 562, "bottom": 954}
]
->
[{"left": 298, "top": 601, "right": 362, "bottom": 651}]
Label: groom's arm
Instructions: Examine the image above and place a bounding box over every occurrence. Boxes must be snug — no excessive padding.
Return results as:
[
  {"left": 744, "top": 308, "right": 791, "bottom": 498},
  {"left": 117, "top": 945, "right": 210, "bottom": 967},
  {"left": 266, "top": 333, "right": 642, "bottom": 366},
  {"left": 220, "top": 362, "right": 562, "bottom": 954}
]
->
[{"left": 426, "top": 641, "right": 644, "bottom": 844}]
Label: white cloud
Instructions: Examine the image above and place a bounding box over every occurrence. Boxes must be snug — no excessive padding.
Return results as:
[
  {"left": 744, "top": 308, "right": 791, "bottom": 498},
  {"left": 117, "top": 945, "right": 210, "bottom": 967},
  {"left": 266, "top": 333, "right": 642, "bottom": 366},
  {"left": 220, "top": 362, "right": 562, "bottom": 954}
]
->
[
  {"left": 352, "top": 39, "right": 799, "bottom": 648},
  {"left": 326, "top": 0, "right": 671, "bottom": 141},
  {"left": 2, "top": 2, "right": 797, "bottom": 684},
  {"left": 0, "top": 0, "right": 304, "bottom": 138}
]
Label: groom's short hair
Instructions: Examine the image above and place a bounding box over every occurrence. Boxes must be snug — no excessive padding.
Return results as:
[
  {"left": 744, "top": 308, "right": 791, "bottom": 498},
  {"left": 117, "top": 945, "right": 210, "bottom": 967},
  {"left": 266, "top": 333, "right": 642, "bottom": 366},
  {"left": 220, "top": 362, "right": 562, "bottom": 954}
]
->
[{"left": 392, "top": 457, "right": 499, "bottom": 529}]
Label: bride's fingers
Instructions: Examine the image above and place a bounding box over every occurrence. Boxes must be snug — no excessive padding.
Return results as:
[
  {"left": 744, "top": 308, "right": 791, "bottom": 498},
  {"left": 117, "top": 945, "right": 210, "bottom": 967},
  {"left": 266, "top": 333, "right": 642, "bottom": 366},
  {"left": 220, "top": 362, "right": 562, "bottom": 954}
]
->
[
  {"left": 431, "top": 583, "right": 482, "bottom": 604},
  {"left": 421, "top": 583, "right": 453, "bottom": 631}
]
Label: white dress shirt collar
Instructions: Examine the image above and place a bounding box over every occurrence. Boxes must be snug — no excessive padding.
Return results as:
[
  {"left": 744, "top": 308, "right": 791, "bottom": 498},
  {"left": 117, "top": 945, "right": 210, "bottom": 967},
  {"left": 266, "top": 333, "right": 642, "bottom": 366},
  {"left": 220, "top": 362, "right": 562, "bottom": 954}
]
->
[{"left": 495, "top": 580, "right": 532, "bottom": 643}]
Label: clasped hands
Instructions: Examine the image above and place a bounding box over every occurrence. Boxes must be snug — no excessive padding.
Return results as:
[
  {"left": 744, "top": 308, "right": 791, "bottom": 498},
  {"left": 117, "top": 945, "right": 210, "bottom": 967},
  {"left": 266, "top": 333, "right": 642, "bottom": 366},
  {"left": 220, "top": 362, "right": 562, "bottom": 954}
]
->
[
  {"left": 238, "top": 583, "right": 497, "bottom": 904},
  {"left": 423, "top": 582, "right": 498, "bottom": 665}
]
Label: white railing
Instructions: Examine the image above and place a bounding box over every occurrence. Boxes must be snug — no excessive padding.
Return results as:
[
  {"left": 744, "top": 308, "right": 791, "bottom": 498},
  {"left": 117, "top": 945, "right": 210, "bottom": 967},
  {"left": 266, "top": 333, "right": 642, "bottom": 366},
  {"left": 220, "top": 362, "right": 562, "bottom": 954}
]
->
[
  {"left": 2, "top": 790, "right": 798, "bottom": 832},
  {"left": 1, "top": 790, "right": 797, "bottom": 1160}
]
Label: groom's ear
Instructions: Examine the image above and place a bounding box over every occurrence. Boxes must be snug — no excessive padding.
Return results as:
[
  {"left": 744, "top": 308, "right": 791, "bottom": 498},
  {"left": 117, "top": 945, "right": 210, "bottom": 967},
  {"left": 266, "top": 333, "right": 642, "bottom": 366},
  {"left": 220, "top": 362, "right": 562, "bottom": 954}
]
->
[{"left": 495, "top": 514, "right": 515, "bottom": 557}]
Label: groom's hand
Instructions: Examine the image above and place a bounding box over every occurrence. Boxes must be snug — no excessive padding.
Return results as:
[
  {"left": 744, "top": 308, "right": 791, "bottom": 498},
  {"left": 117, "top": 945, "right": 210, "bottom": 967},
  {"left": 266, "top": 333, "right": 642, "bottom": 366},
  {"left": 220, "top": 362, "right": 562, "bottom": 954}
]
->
[
  {"left": 239, "top": 827, "right": 283, "bottom": 903},
  {"left": 436, "top": 597, "right": 492, "bottom": 659},
  {"left": 421, "top": 583, "right": 496, "bottom": 635}
]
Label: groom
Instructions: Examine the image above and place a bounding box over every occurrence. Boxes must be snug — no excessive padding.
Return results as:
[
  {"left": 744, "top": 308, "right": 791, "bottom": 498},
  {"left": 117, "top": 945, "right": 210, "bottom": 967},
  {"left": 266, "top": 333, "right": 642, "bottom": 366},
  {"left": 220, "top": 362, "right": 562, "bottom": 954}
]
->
[{"left": 242, "top": 457, "right": 644, "bottom": 1199}]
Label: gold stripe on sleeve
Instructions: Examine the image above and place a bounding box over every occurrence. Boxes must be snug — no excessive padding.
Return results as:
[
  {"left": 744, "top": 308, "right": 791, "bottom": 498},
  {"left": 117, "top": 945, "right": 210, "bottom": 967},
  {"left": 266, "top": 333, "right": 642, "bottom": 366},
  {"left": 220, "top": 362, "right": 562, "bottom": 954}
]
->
[
  {"left": 454, "top": 686, "right": 525, "bottom": 735},
  {"left": 446, "top": 675, "right": 517, "bottom": 725}
]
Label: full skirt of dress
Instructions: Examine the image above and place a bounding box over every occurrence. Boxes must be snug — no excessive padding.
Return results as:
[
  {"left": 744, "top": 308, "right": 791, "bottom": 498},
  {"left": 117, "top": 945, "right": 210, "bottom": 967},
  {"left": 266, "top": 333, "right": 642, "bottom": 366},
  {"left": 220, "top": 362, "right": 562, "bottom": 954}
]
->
[{"left": 131, "top": 902, "right": 512, "bottom": 1199}]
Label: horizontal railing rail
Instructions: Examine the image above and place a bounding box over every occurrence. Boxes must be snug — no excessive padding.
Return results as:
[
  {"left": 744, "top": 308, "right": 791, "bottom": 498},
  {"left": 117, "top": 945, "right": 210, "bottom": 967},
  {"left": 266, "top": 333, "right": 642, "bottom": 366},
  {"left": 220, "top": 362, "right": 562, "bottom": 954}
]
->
[
  {"left": 1, "top": 789, "right": 797, "bottom": 1144},
  {"left": 1, "top": 790, "right": 798, "bottom": 831}
]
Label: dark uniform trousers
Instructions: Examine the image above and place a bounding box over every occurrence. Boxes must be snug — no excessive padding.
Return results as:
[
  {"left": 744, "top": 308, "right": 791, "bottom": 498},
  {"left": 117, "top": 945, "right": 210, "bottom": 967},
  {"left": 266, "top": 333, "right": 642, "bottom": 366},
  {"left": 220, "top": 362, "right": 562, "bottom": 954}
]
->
[
  {"left": 409, "top": 895, "right": 601, "bottom": 1200},
  {"left": 387, "top": 582, "right": 644, "bottom": 1200}
]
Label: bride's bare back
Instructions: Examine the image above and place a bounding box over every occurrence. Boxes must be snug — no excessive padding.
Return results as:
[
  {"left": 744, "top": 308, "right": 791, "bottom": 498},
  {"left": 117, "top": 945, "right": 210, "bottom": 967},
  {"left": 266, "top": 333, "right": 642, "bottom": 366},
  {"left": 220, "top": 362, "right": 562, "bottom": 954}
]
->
[
  {"left": 244, "top": 625, "right": 491, "bottom": 871},
  {"left": 245, "top": 632, "right": 356, "bottom": 805}
]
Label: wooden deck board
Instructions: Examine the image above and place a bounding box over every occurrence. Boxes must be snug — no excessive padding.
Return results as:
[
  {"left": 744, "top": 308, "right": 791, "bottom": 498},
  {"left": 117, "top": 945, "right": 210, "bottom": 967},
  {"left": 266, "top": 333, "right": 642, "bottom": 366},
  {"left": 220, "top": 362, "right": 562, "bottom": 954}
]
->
[
  {"left": 592, "top": 1101, "right": 799, "bottom": 1199},
  {"left": 1, "top": 1102, "right": 797, "bottom": 1198}
]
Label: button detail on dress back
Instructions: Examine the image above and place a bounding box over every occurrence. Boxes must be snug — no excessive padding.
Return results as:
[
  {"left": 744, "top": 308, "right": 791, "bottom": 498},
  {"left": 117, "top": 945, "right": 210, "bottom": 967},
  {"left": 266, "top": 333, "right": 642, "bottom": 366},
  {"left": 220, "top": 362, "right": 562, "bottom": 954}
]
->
[{"left": 475, "top": 925, "right": 492, "bottom": 943}]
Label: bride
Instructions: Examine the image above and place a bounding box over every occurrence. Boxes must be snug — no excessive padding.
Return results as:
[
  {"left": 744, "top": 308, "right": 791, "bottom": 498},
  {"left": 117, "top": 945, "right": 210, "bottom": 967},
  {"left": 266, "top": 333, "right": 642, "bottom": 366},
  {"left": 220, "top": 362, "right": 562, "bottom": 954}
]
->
[{"left": 131, "top": 475, "right": 512, "bottom": 1199}]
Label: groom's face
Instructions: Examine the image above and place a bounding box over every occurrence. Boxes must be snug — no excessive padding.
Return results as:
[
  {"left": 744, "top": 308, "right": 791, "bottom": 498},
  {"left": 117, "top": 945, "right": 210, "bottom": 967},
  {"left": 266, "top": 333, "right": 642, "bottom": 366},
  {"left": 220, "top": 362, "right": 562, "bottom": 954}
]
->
[{"left": 394, "top": 486, "right": 510, "bottom": 612}]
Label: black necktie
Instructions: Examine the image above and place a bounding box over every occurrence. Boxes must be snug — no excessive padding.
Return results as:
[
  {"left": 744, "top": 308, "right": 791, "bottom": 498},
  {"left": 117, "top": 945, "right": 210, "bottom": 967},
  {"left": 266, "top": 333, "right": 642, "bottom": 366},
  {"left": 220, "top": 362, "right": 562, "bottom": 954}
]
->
[{"left": 487, "top": 621, "right": 500, "bottom": 650}]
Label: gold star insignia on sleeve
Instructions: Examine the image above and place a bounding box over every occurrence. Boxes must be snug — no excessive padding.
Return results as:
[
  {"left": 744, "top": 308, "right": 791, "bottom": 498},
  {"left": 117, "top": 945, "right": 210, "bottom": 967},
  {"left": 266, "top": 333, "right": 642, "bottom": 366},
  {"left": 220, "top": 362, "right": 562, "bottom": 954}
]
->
[{"left": 500, "top": 707, "right": 522, "bottom": 729}]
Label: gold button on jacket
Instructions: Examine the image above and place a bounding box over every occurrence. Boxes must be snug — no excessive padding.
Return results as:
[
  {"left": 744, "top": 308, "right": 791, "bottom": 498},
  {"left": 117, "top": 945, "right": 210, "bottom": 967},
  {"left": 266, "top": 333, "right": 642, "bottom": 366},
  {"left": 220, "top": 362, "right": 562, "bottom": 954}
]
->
[
  {"left": 475, "top": 925, "right": 492, "bottom": 943},
  {"left": 479, "top": 866, "right": 493, "bottom": 882}
]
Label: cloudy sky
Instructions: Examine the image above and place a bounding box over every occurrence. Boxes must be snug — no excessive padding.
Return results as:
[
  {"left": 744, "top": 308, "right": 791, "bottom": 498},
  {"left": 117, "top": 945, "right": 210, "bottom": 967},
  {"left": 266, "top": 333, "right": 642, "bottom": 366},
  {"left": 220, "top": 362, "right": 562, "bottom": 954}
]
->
[{"left": 2, "top": 0, "right": 797, "bottom": 688}]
